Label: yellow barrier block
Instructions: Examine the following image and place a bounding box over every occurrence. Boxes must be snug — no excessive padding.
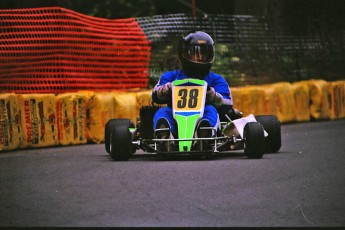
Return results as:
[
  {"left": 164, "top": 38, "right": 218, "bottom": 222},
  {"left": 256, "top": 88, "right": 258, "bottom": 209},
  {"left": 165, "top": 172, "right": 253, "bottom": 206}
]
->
[
  {"left": 259, "top": 84, "right": 278, "bottom": 116},
  {"left": 17, "top": 94, "right": 58, "bottom": 148},
  {"left": 56, "top": 93, "right": 87, "bottom": 145},
  {"left": 301, "top": 79, "right": 330, "bottom": 120},
  {"left": 328, "top": 80, "right": 345, "bottom": 120},
  {"left": 230, "top": 87, "right": 242, "bottom": 112},
  {"left": 291, "top": 81, "right": 310, "bottom": 121},
  {"left": 262, "top": 82, "right": 296, "bottom": 123},
  {"left": 85, "top": 92, "right": 116, "bottom": 144},
  {"left": 0, "top": 93, "right": 22, "bottom": 151},
  {"left": 113, "top": 91, "right": 138, "bottom": 124},
  {"left": 240, "top": 86, "right": 265, "bottom": 116},
  {"left": 273, "top": 82, "right": 296, "bottom": 123},
  {"left": 136, "top": 89, "right": 153, "bottom": 112}
]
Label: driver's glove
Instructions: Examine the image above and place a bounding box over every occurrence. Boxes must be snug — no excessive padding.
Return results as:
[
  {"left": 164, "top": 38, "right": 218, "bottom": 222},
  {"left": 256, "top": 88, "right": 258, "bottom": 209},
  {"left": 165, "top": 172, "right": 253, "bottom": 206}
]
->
[
  {"left": 220, "top": 107, "right": 243, "bottom": 121},
  {"left": 229, "top": 108, "right": 243, "bottom": 120},
  {"left": 156, "top": 82, "right": 172, "bottom": 100},
  {"left": 206, "top": 87, "right": 223, "bottom": 104}
]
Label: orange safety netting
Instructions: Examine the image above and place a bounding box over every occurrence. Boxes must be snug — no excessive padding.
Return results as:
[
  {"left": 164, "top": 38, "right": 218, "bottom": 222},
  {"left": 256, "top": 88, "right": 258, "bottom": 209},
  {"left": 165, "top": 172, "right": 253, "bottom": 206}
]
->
[{"left": 0, "top": 7, "right": 151, "bottom": 94}]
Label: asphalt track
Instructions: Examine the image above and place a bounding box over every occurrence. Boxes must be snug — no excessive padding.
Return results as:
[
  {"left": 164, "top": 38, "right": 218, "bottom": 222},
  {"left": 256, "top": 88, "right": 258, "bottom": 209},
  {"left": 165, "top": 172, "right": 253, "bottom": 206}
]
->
[{"left": 1, "top": 119, "right": 345, "bottom": 227}]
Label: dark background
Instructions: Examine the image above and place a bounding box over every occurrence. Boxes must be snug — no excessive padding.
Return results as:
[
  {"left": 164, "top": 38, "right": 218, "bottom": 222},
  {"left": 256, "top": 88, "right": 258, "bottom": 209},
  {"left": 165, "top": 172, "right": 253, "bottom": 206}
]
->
[
  {"left": 2, "top": 0, "right": 344, "bottom": 30},
  {"left": 1, "top": 0, "right": 344, "bottom": 24},
  {"left": 1, "top": 0, "right": 345, "bottom": 86}
]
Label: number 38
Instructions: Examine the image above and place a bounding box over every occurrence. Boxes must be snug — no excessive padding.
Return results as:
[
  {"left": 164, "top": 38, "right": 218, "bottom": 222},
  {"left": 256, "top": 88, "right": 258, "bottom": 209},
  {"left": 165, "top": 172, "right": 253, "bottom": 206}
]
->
[{"left": 177, "top": 88, "right": 199, "bottom": 109}]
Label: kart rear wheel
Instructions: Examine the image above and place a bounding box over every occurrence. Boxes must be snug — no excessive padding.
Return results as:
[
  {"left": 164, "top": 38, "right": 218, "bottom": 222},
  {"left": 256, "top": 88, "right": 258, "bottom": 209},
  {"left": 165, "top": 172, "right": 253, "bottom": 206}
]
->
[
  {"left": 255, "top": 115, "right": 281, "bottom": 153},
  {"left": 243, "top": 122, "right": 265, "bottom": 159},
  {"left": 108, "top": 119, "right": 133, "bottom": 161}
]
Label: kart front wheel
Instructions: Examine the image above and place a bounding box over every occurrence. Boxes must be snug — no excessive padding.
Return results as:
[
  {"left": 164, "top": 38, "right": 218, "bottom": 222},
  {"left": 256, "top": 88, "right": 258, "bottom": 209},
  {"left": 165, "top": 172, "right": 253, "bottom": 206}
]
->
[
  {"left": 243, "top": 122, "right": 265, "bottom": 159},
  {"left": 105, "top": 119, "right": 134, "bottom": 154},
  {"left": 105, "top": 119, "right": 116, "bottom": 154},
  {"left": 108, "top": 119, "right": 133, "bottom": 161},
  {"left": 255, "top": 115, "right": 281, "bottom": 153}
]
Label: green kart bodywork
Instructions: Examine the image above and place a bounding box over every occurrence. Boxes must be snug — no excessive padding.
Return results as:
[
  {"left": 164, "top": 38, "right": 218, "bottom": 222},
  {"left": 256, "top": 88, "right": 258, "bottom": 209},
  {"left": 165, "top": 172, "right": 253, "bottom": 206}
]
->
[{"left": 172, "top": 78, "right": 207, "bottom": 152}]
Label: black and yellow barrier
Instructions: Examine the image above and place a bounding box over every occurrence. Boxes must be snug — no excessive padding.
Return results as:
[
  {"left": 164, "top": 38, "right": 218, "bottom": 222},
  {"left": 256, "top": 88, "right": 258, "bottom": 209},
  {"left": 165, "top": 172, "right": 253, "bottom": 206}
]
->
[
  {"left": 17, "top": 94, "right": 58, "bottom": 149},
  {"left": 1, "top": 79, "right": 344, "bottom": 151},
  {"left": 238, "top": 86, "right": 266, "bottom": 117},
  {"left": 291, "top": 81, "right": 310, "bottom": 122},
  {"left": 79, "top": 91, "right": 116, "bottom": 144},
  {"left": 303, "top": 80, "right": 330, "bottom": 120},
  {"left": 56, "top": 93, "right": 87, "bottom": 146},
  {"left": 328, "top": 81, "right": 345, "bottom": 120},
  {"left": 0, "top": 93, "right": 22, "bottom": 151}
]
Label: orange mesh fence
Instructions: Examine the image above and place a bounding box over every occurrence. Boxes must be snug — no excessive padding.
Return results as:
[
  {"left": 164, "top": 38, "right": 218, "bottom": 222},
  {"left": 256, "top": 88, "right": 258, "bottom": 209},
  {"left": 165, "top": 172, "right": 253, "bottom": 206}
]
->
[{"left": 0, "top": 7, "right": 151, "bottom": 94}]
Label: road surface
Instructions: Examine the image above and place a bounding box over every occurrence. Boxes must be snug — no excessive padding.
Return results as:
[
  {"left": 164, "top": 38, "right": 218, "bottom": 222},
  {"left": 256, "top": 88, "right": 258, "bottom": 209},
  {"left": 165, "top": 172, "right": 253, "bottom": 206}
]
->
[{"left": 1, "top": 119, "right": 345, "bottom": 227}]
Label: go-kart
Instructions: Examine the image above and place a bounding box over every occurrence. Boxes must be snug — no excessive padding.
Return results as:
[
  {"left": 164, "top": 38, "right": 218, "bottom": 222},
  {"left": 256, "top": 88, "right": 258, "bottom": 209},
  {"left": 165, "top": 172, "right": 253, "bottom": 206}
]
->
[{"left": 105, "top": 78, "right": 281, "bottom": 160}]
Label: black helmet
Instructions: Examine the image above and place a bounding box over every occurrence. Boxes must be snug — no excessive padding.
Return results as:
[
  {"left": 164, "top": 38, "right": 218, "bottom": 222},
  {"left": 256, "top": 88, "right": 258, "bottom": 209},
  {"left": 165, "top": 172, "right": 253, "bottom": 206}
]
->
[{"left": 178, "top": 31, "right": 215, "bottom": 78}]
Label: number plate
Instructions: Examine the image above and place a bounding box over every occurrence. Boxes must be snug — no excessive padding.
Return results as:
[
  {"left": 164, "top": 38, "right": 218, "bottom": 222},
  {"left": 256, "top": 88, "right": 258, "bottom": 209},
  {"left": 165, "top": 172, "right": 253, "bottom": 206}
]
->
[
  {"left": 171, "top": 79, "right": 207, "bottom": 151},
  {"left": 173, "top": 86, "right": 205, "bottom": 112}
]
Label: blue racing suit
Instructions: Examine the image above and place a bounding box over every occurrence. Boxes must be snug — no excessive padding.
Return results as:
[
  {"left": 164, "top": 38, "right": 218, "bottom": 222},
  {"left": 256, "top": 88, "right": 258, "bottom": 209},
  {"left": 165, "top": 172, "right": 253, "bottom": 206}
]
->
[{"left": 152, "top": 70, "right": 233, "bottom": 136}]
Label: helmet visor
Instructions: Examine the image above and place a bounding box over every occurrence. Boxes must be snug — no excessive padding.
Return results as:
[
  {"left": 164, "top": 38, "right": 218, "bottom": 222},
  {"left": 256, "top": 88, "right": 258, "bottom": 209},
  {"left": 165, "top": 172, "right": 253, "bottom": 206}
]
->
[{"left": 182, "top": 44, "right": 215, "bottom": 64}]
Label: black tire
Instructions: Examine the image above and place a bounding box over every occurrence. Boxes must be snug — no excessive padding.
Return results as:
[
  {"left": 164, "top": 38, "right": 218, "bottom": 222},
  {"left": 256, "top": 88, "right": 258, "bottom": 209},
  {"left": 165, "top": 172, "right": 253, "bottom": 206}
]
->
[
  {"left": 105, "top": 119, "right": 116, "bottom": 154},
  {"left": 105, "top": 119, "right": 134, "bottom": 155},
  {"left": 255, "top": 115, "right": 281, "bottom": 153},
  {"left": 243, "top": 122, "right": 265, "bottom": 159},
  {"left": 105, "top": 119, "right": 133, "bottom": 161}
]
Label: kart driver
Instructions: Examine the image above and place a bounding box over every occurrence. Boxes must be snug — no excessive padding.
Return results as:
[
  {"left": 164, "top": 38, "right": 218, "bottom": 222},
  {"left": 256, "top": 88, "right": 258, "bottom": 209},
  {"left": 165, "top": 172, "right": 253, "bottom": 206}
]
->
[{"left": 152, "top": 31, "right": 241, "bottom": 150}]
